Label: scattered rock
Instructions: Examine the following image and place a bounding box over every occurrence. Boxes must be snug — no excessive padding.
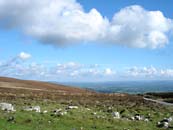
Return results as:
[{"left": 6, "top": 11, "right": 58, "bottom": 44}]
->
[
  {"left": 163, "top": 122, "right": 169, "bottom": 129},
  {"left": 91, "top": 112, "right": 97, "bottom": 115},
  {"left": 157, "top": 116, "right": 173, "bottom": 129},
  {"left": 32, "top": 106, "right": 41, "bottom": 112},
  {"left": 168, "top": 117, "right": 173, "bottom": 122},
  {"left": 24, "top": 106, "right": 41, "bottom": 113},
  {"left": 144, "top": 118, "right": 149, "bottom": 122},
  {"left": 112, "top": 112, "right": 120, "bottom": 119},
  {"left": 86, "top": 108, "right": 91, "bottom": 111},
  {"left": 0, "top": 103, "right": 15, "bottom": 112},
  {"left": 52, "top": 108, "right": 67, "bottom": 117},
  {"left": 67, "top": 106, "right": 78, "bottom": 109},
  {"left": 135, "top": 114, "right": 143, "bottom": 121},
  {"left": 43, "top": 110, "right": 48, "bottom": 114},
  {"left": 53, "top": 109, "right": 62, "bottom": 113},
  {"left": 130, "top": 116, "right": 135, "bottom": 121},
  {"left": 7, "top": 116, "right": 15, "bottom": 122}
]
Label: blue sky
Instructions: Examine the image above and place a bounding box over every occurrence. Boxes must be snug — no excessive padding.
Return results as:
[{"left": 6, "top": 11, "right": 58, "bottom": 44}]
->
[{"left": 0, "top": 0, "right": 173, "bottom": 81}]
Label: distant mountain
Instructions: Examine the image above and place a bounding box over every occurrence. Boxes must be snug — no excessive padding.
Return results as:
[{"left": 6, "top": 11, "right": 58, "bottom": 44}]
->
[{"left": 57, "top": 80, "right": 173, "bottom": 94}]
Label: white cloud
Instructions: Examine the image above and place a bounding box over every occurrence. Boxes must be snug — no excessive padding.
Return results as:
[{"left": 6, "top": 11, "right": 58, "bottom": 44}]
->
[
  {"left": 160, "top": 69, "right": 173, "bottom": 77},
  {"left": 127, "top": 66, "right": 157, "bottom": 77},
  {"left": 109, "top": 5, "right": 172, "bottom": 48},
  {"left": 52, "top": 62, "right": 114, "bottom": 79},
  {"left": 56, "top": 62, "right": 81, "bottom": 70},
  {"left": 126, "top": 66, "right": 173, "bottom": 79},
  {"left": 0, "top": 54, "right": 117, "bottom": 81},
  {"left": 1, "top": 54, "right": 173, "bottom": 81},
  {"left": 1, "top": 53, "right": 173, "bottom": 81},
  {"left": 0, "top": 1, "right": 172, "bottom": 48},
  {"left": 0, "top": 0, "right": 108, "bottom": 45},
  {"left": 104, "top": 68, "right": 114, "bottom": 75},
  {"left": 18, "top": 52, "right": 31, "bottom": 60}
]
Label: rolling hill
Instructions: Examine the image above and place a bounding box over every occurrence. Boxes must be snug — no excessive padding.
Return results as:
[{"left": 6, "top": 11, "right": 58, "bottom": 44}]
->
[
  {"left": 0, "top": 77, "right": 172, "bottom": 130},
  {"left": 0, "top": 77, "right": 87, "bottom": 93},
  {"left": 0, "top": 77, "right": 141, "bottom": 106},
  {"left": 0, "top": 77, "right": 94, "bottom": 100}
]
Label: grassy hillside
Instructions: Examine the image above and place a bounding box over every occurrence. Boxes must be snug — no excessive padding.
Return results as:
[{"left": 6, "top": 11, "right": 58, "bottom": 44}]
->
[{"left": 0, "top": 77, "right": 172, "bottom": 130}]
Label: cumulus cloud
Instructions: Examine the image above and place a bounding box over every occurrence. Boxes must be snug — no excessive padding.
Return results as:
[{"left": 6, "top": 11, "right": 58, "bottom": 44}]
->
[
  {"left": 1, "top": 54, "right": 173, "bottom": 81},
  {"left": 0, "top": 1, "right": 172, "bottom": 48},
  {"left": 126, "top": 66, "right": 173, "bottom": 79},
  {"left": 104, "top": 68, "right": 114, "bottom": 75},
  {"left": 51, "top": 62, "right": 116, "bottom": 80},
  {"left": 18, "top": 52, "right": 31, "bottom": 60},
  {"left": 160, "top": 69, "right": 173, "bottom": 77},
  {"left": 0, "top": 52, "right": 32, "bottom": 77},
  {"left": 0, "top": 56, "right": 116, "bottom": 81},
  {"left": 108, "top": 5, "right": 172, "bottom": 48}
]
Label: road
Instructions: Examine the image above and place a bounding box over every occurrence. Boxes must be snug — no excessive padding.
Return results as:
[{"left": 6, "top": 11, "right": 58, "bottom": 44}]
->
[{"left": 144, "top": 97, "right": 173, "bottom": 106}]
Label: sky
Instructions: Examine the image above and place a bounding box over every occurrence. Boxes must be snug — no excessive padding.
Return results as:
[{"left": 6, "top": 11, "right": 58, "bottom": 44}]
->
[{"left": 0, "top": 0, "right": 173, "bottom": 82}]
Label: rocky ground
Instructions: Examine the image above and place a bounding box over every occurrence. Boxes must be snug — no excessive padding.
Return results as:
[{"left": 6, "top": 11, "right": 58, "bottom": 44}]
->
[{"left": 0, "top": 77, "right": 173, "bottom": 130}]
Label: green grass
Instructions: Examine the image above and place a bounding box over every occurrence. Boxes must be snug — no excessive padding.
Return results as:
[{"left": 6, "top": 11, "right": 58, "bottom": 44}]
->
[{"left": 0, "top": 100, "right": 172, "bottom": 130}]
